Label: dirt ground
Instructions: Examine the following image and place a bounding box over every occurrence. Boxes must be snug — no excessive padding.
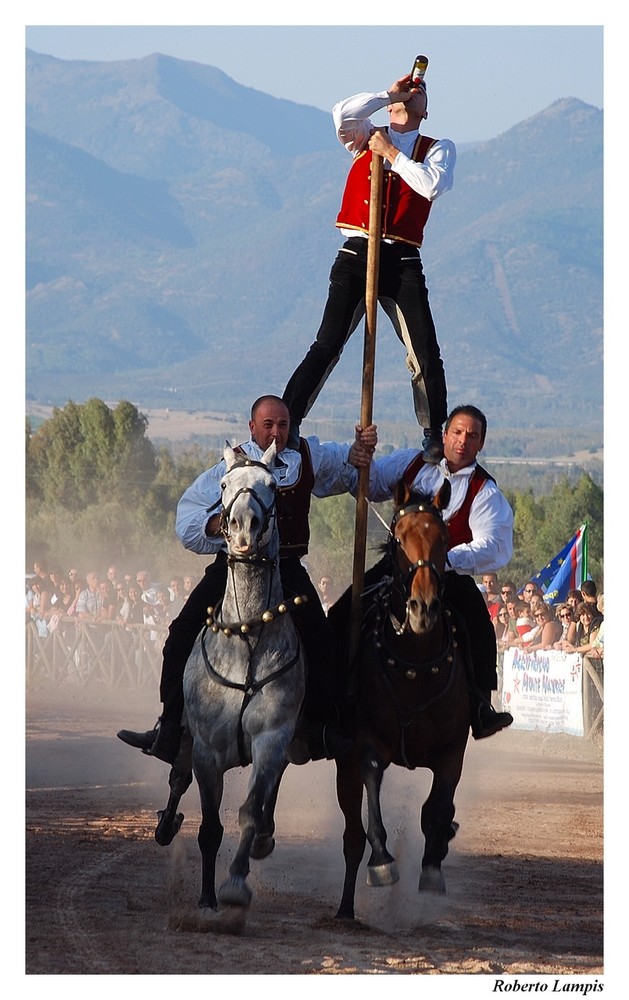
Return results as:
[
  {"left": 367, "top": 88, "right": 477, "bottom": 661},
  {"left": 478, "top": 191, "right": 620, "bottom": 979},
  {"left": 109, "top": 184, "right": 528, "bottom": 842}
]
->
[{"left": 25, "top": 686, "right": 605, "bottom": 981}]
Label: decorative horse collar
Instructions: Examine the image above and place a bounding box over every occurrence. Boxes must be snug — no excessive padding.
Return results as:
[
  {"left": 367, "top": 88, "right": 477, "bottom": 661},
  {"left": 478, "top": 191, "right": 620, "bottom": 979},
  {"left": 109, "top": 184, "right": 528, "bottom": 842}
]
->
[
  {"left": 373, "top": 592, "right": 457, "bottom": 679},
  {"left": 206, "top": 594, "right": 309, "bottom": 637}
]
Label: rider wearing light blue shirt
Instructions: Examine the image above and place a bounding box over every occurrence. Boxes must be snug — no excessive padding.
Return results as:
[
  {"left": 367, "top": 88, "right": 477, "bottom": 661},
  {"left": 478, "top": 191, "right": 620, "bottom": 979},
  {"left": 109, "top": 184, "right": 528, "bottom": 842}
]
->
[
  {"left": 176, "top": 436, "right": 358, "bottom": 557},
  {"left": 118, "top": 395, "right": 376, "bottom": 765}
]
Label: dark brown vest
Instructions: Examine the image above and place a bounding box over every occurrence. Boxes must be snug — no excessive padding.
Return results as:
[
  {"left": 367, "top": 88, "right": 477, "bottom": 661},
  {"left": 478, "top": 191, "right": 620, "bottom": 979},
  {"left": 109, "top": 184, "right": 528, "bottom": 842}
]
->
[{"left": 275, "top": 438, "right": 315, "bottom": 559}]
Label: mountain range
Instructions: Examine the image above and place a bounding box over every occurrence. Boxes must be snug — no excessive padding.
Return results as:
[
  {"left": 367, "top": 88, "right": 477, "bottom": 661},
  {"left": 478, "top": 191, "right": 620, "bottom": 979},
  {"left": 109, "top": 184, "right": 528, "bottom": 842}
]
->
[{"left": 26, "top": 49, "right": 603, "bottom": 454}]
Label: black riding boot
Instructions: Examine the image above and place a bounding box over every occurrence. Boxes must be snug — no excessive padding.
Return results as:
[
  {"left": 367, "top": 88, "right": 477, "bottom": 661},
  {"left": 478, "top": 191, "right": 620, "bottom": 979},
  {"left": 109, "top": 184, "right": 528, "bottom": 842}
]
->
[
  {"left": 117, "top": 717, "right": 183, "bottom": 764},
  {"left": 470, "top": 690, "right": 514, "bottom": 740}
]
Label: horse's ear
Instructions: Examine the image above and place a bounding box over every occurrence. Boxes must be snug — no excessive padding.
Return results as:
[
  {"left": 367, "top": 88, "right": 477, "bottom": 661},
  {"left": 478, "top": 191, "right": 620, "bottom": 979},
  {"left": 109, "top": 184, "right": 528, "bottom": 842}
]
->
[
  {"left": 433, "top": 479, "right": 451, "bottom": 512},
  {"left": 223, "top": 442, "right": 238, "bottom": 470},
  {"left": 261, "top": 440, "right": 277, "bottom": 468},
  {"left": 393, "top": 478, "right": 411, "bottom": 508}
]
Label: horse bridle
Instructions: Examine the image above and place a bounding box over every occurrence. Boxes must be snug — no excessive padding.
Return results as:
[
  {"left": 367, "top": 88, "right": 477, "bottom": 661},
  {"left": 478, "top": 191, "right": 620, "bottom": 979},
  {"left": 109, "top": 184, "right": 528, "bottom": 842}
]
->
[
  {"left": 388, "top": 502, "right": 446, "bottom": 636},
  {"left": 218, "top": 459, "right": 278, "bottom": 564},
  {"left": 369, "top": 502, "right": 457, "bottom": 766}
]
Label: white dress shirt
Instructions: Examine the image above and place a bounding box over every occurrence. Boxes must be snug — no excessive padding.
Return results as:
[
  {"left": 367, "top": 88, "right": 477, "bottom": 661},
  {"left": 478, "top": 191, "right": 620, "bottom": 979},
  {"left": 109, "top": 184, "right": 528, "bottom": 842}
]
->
[
  {"left": 176, "top": 437, "right": 356, "bottom": 556},
  {"left": 332, "top": 90, "right": 456, "bottom": 238},
  {"left": 356, "top": 450, "right": 513, "bottom": 576}
]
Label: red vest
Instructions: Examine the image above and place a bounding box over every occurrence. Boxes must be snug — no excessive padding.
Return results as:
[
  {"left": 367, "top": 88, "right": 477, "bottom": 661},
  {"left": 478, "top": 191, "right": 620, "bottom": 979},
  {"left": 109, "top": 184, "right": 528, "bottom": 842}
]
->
[
  {"left": 402, "top": 455, "right": 495, "bottom": 549},
  {"left": 275, "top": 438, "right": 315, "bottom": 559},
  {"left": 336, "top": 134, "right": 436, "bottom": 247}
]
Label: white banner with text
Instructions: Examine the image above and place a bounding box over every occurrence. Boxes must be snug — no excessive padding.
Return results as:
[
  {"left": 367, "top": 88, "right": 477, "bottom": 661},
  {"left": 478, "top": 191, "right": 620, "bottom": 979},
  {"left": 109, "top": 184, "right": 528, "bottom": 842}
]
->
[{"left": 501, "top": 648, "right": 584, "bottom": 737}]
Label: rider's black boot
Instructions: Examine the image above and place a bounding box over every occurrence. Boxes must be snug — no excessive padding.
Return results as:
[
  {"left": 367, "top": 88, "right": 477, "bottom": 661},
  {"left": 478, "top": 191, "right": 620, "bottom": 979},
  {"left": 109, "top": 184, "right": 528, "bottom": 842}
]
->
[
  {"left": 117, "top": 717, "right": 183, "bottom": 764},
  {"left": 471, "top": 692, "right": 514, "bottom": 740}
]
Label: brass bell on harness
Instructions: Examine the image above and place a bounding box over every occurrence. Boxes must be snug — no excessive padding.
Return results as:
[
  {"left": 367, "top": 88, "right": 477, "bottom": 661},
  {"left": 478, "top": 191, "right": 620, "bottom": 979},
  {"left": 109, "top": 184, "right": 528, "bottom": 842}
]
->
[
  {"left": 406, "top": 669, "right": 417, "bottom": 680},
  {"left": 240, "top": 624, "right": 250, "bottom": 634},
  {"left": 278, "top": 603, "right": 287, "bottom": 614},
  {"left": 262, "top": 611, "right": 274, "bottom": 623}
]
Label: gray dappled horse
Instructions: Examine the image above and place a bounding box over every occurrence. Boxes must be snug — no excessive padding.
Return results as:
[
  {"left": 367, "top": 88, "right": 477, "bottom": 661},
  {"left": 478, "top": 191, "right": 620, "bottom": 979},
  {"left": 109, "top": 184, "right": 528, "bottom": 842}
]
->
[
  {"left": 157, "top": 443, "right": 306, "bottom": 911},
  {"left": 331, "top": 479, "right": 472, "bottom": 919}
]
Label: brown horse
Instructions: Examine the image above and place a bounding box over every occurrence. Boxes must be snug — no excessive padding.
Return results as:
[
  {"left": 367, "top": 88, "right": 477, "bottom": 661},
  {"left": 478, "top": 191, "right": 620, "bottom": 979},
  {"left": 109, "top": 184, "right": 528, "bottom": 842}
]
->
[{"left": 331, "top": 478, "right": 472, "bottom": 920}]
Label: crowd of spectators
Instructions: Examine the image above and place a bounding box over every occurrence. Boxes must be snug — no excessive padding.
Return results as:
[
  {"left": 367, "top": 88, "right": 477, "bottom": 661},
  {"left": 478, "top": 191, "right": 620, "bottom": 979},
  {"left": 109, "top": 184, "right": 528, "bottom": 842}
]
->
[
  {"left": 26, "top": 558, "right": 605, "bottom": 674},
  {"left": 478, "top": 571, "right": 604, "bottom": 661},
  {"left": 25, "top": 559, "right": 197, "bottom": 648}
]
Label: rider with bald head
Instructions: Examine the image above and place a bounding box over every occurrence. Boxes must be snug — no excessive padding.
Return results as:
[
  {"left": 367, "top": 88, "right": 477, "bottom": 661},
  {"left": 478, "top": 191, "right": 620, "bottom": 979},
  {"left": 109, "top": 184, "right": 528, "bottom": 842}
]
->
[{"left": 119, "top": 396, "right": 377, "bottom": 764}]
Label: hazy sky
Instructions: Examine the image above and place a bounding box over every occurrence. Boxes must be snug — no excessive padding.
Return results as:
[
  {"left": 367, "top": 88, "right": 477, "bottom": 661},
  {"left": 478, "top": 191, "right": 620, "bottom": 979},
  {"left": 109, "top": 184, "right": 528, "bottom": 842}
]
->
[{"left": 24, "top": 20, "right": 605, "bottom": 144}]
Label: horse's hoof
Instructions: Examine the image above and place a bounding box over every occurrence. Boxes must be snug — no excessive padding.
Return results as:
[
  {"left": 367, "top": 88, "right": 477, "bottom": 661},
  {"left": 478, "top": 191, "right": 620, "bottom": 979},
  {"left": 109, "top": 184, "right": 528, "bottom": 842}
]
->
[
  {"left": 367, "top": 861, "right": 399, "bottom": 887},
  {"left": 418, "top": 865, "right": 446, "bottom": 893},
  {"left": 198, "top": 896, "right": 218, "bottom": 911},
  {"left": 250, "top": 835, "right": 275, "bottom": 860},
  {"left": 154, "top": 810, "right": 184, "bottom": 846},
  {"left": 218, "top": 877, "right": 253, "bottom": 908}
]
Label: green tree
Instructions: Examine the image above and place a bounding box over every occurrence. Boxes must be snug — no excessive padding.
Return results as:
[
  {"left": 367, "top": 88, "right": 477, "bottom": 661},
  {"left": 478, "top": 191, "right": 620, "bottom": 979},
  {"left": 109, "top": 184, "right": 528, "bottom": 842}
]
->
[
  {"left": 505, "top": 474, "right": 603, "bottom": 589},
  {"left": 505, "top": 487, "right": 541, "bottom": 585},
  {"left": 538, "top": 474, "right": 603, "bottom": 586},
  {"left": 27, "top": 398, "right": 158, "bottom": 509},
  {"left": 308, "top": 493, "right": 357, "bottom": 586},
  {"left": 25, "top": 402, "right": 604, "bottom": 599},
  {"left": 140, "top": 446, "right": 216, "bottom": 537},
  {"left": 308, "top": 494, "right": 393, "bottom": 591},
  {"left": 25, "top": 399, "right": 222, "bottom": 576}
]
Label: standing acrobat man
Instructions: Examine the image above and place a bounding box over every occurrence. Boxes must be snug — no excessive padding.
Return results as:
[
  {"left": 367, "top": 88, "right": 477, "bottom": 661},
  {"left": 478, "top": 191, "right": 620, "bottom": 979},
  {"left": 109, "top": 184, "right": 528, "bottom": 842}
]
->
[{"left": 282, "top": 65, "right": 456, "bottom": 464}]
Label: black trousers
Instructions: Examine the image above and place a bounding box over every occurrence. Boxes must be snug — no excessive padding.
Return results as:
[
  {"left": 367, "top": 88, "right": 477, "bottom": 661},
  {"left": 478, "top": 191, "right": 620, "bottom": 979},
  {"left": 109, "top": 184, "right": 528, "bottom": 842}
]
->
[
  {"left": 442, "top": 571, "right": 498, "bottom": 693},
  {"left": 159, "top": 555, "right": 339, "bottom": 727},
  {"left": 282, "top": 237, "right": 447, "bottom": 432}
]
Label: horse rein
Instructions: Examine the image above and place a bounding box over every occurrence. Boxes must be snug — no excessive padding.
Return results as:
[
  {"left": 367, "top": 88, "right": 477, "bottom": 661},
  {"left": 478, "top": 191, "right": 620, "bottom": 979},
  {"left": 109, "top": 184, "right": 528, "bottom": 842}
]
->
[{"left": 200, "top": 624, "right": 302, "bottom": 766}]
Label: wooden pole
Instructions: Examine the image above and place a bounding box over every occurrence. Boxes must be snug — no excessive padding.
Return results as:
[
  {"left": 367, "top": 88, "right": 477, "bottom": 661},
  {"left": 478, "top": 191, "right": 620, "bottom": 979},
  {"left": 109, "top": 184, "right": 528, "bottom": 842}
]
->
[{"left": 349, "top": 152, "right": 383, "bottom": 663}]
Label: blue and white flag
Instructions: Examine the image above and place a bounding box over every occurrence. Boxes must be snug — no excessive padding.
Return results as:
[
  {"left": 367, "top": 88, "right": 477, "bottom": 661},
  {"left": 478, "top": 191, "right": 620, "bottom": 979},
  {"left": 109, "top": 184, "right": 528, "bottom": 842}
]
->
[{"left": 527, "top": 524, "right": 588, "bottom": 605}]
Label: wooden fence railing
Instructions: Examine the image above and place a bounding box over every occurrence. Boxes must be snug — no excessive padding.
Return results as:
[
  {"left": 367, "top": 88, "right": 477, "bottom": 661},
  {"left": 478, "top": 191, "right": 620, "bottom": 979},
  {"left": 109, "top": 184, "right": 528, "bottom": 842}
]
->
[
  {"left": 26, "top": 621, "right": 604, "bottom": 739},
  {"left": 25, "top": 619, "right": 164, "bottom": 692},
  {"left": 582, "top": 656, "right": 604, "bottom": 739}
]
